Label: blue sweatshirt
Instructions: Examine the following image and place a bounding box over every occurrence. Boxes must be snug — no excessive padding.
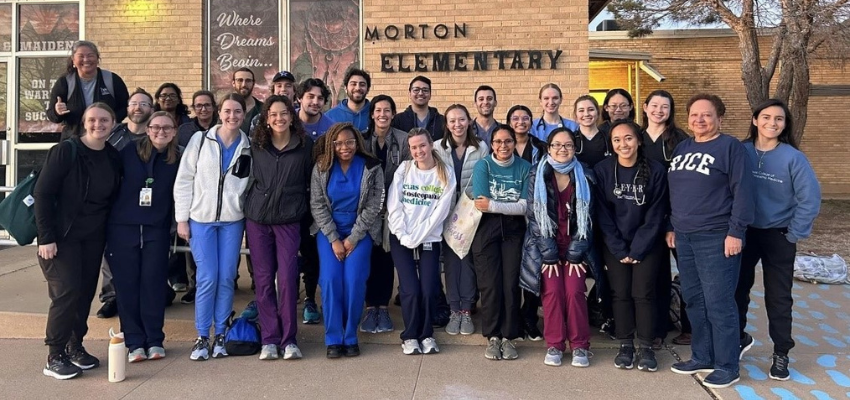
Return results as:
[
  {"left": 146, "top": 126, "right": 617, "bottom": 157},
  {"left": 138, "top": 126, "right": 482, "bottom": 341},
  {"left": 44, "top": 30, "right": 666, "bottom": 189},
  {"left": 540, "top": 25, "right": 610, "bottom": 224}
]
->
[
  {"left": 325, "top": 99, "right": 371, "bottom": 133},
  {"left": 594, "top": 157, "right": 669, "bottom": 261},
  {"left": 108, "top": 143, "right": 179, "bottom": 230},
  {"left": 472, "top": 155, "right": 531, "bottom": 202},
  {"left": 743, "top": 141, "right": 821, "bottom": 243},
  {"left": 302, "top": 113, "right": 337, "bottom": 142},
  {"left": 667, "top": 133, "right": 754, "bottom": 238}
]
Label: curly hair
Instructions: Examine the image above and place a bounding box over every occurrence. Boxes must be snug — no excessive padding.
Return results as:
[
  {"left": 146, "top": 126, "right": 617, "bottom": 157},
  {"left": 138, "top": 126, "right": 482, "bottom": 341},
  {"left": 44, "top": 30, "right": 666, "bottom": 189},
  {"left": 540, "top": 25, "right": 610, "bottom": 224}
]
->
[
  {"left": 316, "top": 122, "right": 376, "bottom": 172},
  {"left": 251, "top": 95, "right": 304, "bottom": 150}
]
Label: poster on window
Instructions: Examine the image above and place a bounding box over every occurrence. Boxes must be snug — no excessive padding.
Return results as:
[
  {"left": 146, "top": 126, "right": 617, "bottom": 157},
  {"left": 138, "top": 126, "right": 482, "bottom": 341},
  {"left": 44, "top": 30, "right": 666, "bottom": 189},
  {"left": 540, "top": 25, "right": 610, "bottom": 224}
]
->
[
  {"left": 207, "top": 0, "right": 279, "bottom": 103},
  {"left": 18, "top": 4, "right": 79, "bottom": 52},
  {"left": 290, "top": 0, "right": 360, "bottom": 107},
  {"left": 0, "top": 5, "right": 11, "bottom": 52},
  {"left": 18, "top": 58, "right": 65, "bottom": 143}
]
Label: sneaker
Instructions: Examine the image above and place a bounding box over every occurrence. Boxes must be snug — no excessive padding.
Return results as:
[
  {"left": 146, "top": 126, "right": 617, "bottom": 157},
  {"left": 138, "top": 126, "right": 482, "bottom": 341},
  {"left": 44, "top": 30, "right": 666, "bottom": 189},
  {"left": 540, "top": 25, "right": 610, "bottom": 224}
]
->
[
  {"left": 376, "top": 308, "right": 394, "bottom": 333},
  {"left": 344, "top": 344, "right": 361, "bottom": 357},
  {"left": 97, "top": 300, "right": 118, "bottom": 318},
  {"left": 303, "top": 299, "right": 321, "bottom": 324},
  {"left": 459, "top": 311, "right": 474, "bottom": 335},
  {"left": 421, "top": 337, "right": 440, "bottom": 354},
  {"left": 402, "top": 339, "right": 421, "bottom": 355},
  {"left": 360, "top": 308, "right": 379, "bottom": 333},
  {"left": 525, "top": 321, "right": 543, "bottom": 341},
  {"left": 189, "top": 337, "right": 210, "bottom": 361},
  {"left": 432, "top": 307, "right": 450, "bottom": 328},
  {"left": 259, "top": 344, "right": 280, "bottom": 360},
  {"left": 327, "top": 345, "right": 343, "bottom": 359},
  {"left": 614, "top": 344, "right": 635, "bottom": 369},
  {"left": 703, "top": 369, "right": 740, "bottom": 389},
  {"left": 172, "top": 283, "right": 188, "bottom": 292},
  {"left": 67, "top": 346, "right": 99, "bottom": 370},
  {"left": 445, "top": 311, "right": 462, "bottom": 335},
  {"left": 571, "top": 348, "right": 591, "bottom": 368},
  {"left": 739, "top": 333, "right": 754, "bottom": 360},
  {"left": 283, "top": 344, "right": 302, "bottom": 360},
  {"left": 600, "top": 318, "right": 616, "bottom": 340},
  {"left": 769, "top": 353, "right": 790, "bottom": 381},
  {"left": 544, "top": 347, "right": 563, "bottom": 367},
  {"left": 212, "top": 334, "right": 228, "bottom": 358},
  {"left": 671, "top": 359, "right": 714, "bottom": 375},
  {"left": 128, "top": 348, "right": 147, "bottom": 363},
  {"left": 43, "top": 353, "right": 82, "bottom": 380},
  {"left": 180, "top": 288, "right": 196, "bottom": 304},
  {"left": 501, "top": 338, "right": 518, "bottom": 360},
  {"left": 147, "top": 346, "right": 165, "bottom": 360},
  {"left": 637, "top": 348, "right": 658, "bottom": 372},
  {"left": 485, "top": 337, "right": 502, "bottom": 360}
]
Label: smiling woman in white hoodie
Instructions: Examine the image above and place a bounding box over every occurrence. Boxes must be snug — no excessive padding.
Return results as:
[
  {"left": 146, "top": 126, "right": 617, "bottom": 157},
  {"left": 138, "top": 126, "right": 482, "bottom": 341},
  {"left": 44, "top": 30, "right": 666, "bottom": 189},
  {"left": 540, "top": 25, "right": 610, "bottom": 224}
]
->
[
  {"left": 174, "top": 93, "right": 251, "bottom": 362},
  {"left": 387, "top": 127, "right": 456, "bottom": 356}
]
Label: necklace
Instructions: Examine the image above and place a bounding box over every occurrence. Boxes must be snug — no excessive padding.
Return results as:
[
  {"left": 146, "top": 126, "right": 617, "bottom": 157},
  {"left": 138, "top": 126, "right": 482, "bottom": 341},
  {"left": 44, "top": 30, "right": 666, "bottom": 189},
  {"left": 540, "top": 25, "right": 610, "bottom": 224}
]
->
[
  {"left": 755, "top": 142, "right": 780, "bottom": 169},
  {"left": 613, "top": 162, "right": 646, "bottom": 206}
]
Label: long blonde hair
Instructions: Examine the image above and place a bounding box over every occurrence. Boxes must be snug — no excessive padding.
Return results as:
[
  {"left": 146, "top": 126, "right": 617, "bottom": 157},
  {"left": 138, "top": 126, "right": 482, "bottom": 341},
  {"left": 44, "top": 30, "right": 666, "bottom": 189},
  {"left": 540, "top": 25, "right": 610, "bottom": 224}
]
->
[
  {"left": 407, "top": 127, "right": 448, "bottom": 187},
  {"left": 137, "top": 111, "right": 179, "bottom": 164}
]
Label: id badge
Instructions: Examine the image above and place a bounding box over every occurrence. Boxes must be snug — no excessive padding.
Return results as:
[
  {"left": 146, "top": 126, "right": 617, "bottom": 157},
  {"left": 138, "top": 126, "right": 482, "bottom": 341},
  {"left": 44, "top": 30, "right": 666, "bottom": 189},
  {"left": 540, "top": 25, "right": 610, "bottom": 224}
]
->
[
  {"left": 423, "top": 242, "right": 433, "bottom": 251},
  {"left": 139, "top": 188, "right": 152, "bottom": 207}
]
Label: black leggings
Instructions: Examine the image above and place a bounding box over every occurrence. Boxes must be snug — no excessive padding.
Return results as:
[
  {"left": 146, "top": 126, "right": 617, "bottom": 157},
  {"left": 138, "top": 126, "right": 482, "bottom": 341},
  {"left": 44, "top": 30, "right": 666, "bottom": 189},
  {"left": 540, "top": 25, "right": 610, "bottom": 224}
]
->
[{"left": 603, "top": 240, "right": 665, "bottom": 347}]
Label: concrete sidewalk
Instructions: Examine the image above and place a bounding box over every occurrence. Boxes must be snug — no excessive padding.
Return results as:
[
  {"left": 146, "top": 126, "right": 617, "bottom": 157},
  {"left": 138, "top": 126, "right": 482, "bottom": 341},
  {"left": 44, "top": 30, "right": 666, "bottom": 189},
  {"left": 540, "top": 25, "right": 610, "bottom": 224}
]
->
[{"left": 1, "top": 245, "right": 848, "bottom": 399}]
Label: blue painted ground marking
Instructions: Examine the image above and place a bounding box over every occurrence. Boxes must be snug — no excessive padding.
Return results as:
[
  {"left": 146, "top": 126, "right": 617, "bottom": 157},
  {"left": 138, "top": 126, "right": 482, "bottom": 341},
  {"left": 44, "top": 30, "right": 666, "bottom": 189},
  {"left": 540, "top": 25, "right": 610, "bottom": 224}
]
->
[
  {"left": 817, "top": 354, "right": 837, "bottom": 368},
  {"left": 820, "top": 324, "right": 840, "bottom": 334},
  {"left": 735, "top": 385, "right": 764, "bottom": 400},
  {"left": 743, "top": 364, "right": 767, "bottom": 380},
  {"left": 794, "top": 335, "right": 819, "bottom": 347},
  {"left": 824, "top": 336, "right": 847, "bottom": 348},
  {"left": 809, "top": 310, "right": 827, "bottom": 320},
  {"left": 827, "top": 370, "right": 850, "bottom": 387},
  {"left": 810, "top": 390, "right": 835, "bottom": 400},
  {"left": 770, "top": 388, "right": 801, "bottom": 400}
]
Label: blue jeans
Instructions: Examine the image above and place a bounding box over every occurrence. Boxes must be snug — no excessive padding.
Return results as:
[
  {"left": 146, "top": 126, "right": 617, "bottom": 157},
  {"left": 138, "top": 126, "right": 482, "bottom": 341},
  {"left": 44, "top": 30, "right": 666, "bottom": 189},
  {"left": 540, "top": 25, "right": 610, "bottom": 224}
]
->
[
  {"left": 676, "top": 230, "right": 741, "bottom": 374},
  {"left": 190, "top": 219, "right": 245, "bottom": 337}
]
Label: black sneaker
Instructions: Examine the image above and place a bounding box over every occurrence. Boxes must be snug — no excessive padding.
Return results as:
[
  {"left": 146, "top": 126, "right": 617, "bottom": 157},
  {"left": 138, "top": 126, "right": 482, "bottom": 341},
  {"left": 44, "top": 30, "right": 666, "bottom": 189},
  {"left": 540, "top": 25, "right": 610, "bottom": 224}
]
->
[
  {"left": 525, "top": 321, "right": 543, "bottom": 341},
  {"left": 97, "top": 300, "right": 117, "bottom": 319},
  {"left": 181, "top": 287, "right": 196, "bottom": 304},
  {"left": 600, "top": 318, "right": 616, "bottom": 340},
  {"left": 769, "top": 353, "right": 790, "bottom": 381},
  {"left": 67, "top": 346, "right": 100, "bottom": 370},
  {"left": 739, "top": 333, "right": 754, "bottom": 360},
  {"left": 637, "top": 348, "right": 658, "bottom": 372},
  {"left": 43, "top": 353, "right": 82, "bottom": 380},
  {"left": 614, "top": 344, "right": 635, "bottom": 369}
]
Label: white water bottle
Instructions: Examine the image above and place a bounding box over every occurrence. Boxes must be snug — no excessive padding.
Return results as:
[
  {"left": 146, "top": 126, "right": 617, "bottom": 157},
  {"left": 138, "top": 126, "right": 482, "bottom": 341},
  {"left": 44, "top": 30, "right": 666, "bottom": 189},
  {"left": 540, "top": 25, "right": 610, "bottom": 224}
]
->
[{"left": 108, "top": 328, "right": 126, "bottom": 383}]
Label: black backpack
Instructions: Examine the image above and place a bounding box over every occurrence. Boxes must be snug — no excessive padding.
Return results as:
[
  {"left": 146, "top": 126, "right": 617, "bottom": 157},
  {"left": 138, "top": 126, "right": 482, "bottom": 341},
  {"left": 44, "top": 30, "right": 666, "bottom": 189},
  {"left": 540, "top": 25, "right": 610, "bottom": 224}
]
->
[{"left": 669, "top": 275, "right": 684, "bottom": 332}]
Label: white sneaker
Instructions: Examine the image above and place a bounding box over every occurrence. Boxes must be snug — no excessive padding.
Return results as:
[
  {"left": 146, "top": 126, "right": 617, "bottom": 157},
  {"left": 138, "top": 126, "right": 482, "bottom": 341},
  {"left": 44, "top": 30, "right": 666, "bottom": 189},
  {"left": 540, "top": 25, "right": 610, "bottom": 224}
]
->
[
  {"left": 189, "top": 337, "right": 210, "bottom": 361},
  {"left": 128, "top": 348, "right": 147, "bottom": 363},
  {"left": 146, "top": 346, "right": 165, "bottom": 360},
  {"left": 571, "top": 348, "right": 591, "bottom": 368},
  {"left": 402, "top": 339, "right": 421, "bottom": 355},
  {"left": 259, "top": 344, "right": 280, "bottom": 360},
  {"left": 212, "top": 334, "right": 228, "bottom": 359},
  {"left": 420, "top": 337, "right": 440, "bottom": 354},
  {"left": 283, "top": 344, "right": 302, "bottom": 360},
  {"left": 544, "top": 347, "right": 562, "bottom": 367}
]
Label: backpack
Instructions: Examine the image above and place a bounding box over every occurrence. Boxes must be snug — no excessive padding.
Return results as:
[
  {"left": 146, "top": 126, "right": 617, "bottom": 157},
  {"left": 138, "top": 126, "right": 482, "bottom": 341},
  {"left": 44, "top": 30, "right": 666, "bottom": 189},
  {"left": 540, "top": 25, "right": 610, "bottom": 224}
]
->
[
  {"left": 669, "top": 275, "right": 684, "bottom": 332},
  {"left": 224, "top": 312, "right": 261, "bottom": 356},
  {"left": 0, "top": 140, "right": 78, "bottom": 245},
  {"left": 66, "top": 70, "right": 114, "bottom": 98}
]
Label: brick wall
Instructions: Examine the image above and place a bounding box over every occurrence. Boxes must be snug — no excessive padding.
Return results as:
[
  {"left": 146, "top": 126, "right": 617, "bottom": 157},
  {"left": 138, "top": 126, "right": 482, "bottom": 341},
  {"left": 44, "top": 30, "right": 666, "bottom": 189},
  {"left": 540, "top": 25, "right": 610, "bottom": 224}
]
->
[{"left": 590, "top": 31, "right": 850, "bottom": 196}]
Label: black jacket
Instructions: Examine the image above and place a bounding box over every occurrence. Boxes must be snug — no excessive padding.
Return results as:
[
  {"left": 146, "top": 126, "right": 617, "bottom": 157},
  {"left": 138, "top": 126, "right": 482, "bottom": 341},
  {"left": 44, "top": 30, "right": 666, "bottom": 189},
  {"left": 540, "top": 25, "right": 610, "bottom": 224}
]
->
[
  {"left": 244, "top": 135, "right": 314, "bottom": 225},
  {"left": 34, "top": 137, "right": 122, "bottom": 244},
  {"left": 47, "top": 68, "right": 130, "bottom": 141},
  {"left": 178, "top": 117, "right": 217, "bottom": 148},
  {"left": 108, "top": 142, "right": 179, "bottom": 230},
  {"left": 391, "top": 106, "right": 445, "bottom": 141}
]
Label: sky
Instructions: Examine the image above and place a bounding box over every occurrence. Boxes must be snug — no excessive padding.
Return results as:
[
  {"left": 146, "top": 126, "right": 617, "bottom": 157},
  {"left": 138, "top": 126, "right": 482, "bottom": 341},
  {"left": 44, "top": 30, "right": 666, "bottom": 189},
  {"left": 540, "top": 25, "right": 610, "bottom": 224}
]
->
[{"left": 589, "top": 9, "right": 728, "bottom": 31}]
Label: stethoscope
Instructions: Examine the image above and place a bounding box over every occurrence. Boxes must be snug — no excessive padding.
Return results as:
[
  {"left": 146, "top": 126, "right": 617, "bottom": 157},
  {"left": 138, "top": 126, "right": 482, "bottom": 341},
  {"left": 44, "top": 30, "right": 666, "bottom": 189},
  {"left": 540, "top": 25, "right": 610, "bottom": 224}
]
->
[
  {"left": 642, "top": 129, "right": 673, "bottom": 162},
  {"left": 374, "top": 131, "right": 401, "bottom": 166},
  {"left": 533, "top": 115, "right": 569, "bottom": 139},
  {"left": 575, "top": 129, "right": 612, "bottom": 157},
  {"left": 612, "top": 163, "right": 646, "bottom": 206}
]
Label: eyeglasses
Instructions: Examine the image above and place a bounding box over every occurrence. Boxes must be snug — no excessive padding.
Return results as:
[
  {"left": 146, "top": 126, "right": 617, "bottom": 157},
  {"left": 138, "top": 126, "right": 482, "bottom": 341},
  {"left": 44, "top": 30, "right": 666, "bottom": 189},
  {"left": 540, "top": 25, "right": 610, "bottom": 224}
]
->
[
  {"left": 333, "top": 139, "right": 357, "bottom": 148},
  {"left": 148, "top": 125, "right": 175, "bottom": 133},
  {"left": 492, "top": 139, "right": 515, "bottom": 147},
  {"left": 549, "top": 143, "right": 575, "bottom": 151},
  {"left": 193, "top": 104, "right": 213, "bottom": 110},
  {"left": 159, "top": 94, "right": 178, "bottom": 100},
  {"left": 128, "top": 101, "right": 152, "bottom": 108},
  {"left": 234, "top": 78, "right": 254, "bottom": 84},
  {"left": 411, "top": 88, "right": 431, "bottom": 94},
  {"left": 510, "top": 116, "right": 531, "bottom": 122},
  {"left": 607, "top": 103, "right": 631, "bottom": 111}
]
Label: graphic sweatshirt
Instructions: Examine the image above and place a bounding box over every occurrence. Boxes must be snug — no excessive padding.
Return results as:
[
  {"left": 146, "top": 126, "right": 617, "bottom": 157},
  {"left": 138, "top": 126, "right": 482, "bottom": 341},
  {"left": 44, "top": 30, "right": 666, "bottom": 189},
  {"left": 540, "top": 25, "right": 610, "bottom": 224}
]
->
[{"left": 387, "top": 160, "right": 457, "bottom": 248}]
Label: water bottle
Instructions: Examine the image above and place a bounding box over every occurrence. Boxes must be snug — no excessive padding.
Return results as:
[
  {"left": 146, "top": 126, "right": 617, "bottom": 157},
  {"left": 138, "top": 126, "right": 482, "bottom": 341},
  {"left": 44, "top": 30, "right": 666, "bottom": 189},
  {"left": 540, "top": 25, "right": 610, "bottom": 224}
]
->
[{"left": 108, "top": 328, "right": 126, "bottom": 383}]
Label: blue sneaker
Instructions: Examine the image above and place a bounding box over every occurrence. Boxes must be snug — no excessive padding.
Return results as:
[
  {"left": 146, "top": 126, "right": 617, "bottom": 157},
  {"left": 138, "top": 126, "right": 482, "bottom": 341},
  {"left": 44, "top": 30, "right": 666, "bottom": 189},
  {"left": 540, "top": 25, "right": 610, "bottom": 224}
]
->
[
  {"left": 703, "top": 369, "right": 740, "bottom": 388},
  {"left": 671, "top": 360, "right": 714, "bottom": 375},
  {"left": 303, "top": 299, "right": 320, "bottom": 324},
  {"left": 376, "top": 308, "right": 394, "bottom": 332},
  {"left": 359, "top": 308, "right": 379, "bottom": 333}
]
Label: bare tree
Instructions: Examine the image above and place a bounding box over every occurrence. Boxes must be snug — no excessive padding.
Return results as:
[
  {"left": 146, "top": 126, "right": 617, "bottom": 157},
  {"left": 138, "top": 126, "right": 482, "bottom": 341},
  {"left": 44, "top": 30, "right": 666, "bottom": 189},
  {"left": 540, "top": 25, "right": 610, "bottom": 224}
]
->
[{"left": 607, "top": 0, "right": 850, "bottom": 142}]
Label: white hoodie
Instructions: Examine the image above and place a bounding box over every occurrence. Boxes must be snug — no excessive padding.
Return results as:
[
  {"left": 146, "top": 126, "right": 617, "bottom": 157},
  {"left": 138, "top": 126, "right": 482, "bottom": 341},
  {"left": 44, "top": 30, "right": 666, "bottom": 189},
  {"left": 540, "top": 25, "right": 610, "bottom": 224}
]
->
[{"left": 387, "top": 160, "right": 456, "bottom": 249}]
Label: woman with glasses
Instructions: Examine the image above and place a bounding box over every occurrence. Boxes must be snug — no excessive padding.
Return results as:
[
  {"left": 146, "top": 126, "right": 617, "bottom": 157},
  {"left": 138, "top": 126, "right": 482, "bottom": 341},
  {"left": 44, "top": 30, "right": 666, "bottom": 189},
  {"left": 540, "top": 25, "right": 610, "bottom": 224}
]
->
[
  {"left": 48, "top": 40, "right": 130, "bottom": 140},
  {"left": 520, "top": 127, "right": 594, "bottom": 368},
  {"left": 435, "top": 104, "right": 489, "bottom": 336},
  {"left": 472, "top": 125, "right": 532, "bottom": 361},
  {"left": 178, "top": 91, "right": 218, "bottom": 147},
  {"left": 105, "top": 111, "right": 181, "bottom": 363},
  {"left": 599, "top": 89, "right": 636, "bottom": 135},
  {"left": 311, "top": 123, "right": 384, "bottom": 358},
  {"left": 593, "top": 120, "right": 669, "bottom": 372},
  {"left": 531, "top": 83, "right": 579, "bottom": 142},
  {"left": 359, "top": 95, "right": 409, "bottom": 334},
  {"left": 244, "top": 95, "right": 313, "bottom": 360},
  {"left": 154, "top": 83, "right": 191, "bottom": 127}
]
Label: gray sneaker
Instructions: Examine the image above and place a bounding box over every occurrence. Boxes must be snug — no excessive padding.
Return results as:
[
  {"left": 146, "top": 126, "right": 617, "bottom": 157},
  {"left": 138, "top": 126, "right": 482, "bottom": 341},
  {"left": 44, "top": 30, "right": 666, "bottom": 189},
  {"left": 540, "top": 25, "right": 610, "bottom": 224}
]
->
[
  {"left": 283, "top": 344, "right": 302, "bottom": 360},
  {"left": 259, "top": 344, "right": 280, "bottom": 360},
  {"left": 402, "top": 339, "right": 421, "bottom": 355},
  {"left": 501, "top": 338, "right": 518, "bottom": 360},
  {"left": 189, "top": 337, "right": 210, "bottom": 361},
  {"left": 445, "top": 311, "right": 461, "bottom": 335},
  {"left": 459, "top": 311, "right": 474, "bottom": 335},
  {"left": 485, "top": 337, "right": 502, "bottom": 360},
  {"left": 571, "top": 348, "right": 591, "bottom": 368},
  {"left": 212, "top": 334, "right": 228, "bottom": 359},
  {"left": 544, "top": 347, "right": 563, "bottom": 367}
]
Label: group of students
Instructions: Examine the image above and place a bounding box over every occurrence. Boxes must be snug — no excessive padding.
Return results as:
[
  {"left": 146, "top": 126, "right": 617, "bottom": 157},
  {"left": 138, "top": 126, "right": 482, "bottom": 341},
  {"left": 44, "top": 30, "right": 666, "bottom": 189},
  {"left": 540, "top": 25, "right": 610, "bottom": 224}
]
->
[{"left": 34, "top": 40, "right": 821, "bottom": 390}]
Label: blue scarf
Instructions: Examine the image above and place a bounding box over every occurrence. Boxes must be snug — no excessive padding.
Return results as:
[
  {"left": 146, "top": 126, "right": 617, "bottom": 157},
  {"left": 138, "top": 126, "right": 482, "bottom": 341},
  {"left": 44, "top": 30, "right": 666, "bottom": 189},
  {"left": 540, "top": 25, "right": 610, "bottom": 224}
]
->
[{"left": 533, "top": 155, "right": 591, "bottom": 239}]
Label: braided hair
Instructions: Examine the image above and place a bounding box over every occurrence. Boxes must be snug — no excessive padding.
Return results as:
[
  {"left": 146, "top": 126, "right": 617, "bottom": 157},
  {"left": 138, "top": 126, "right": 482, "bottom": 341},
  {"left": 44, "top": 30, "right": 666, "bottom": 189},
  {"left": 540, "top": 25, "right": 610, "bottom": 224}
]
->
[{"left": 610, "top": 119, "right": 650, "bottom": 188}]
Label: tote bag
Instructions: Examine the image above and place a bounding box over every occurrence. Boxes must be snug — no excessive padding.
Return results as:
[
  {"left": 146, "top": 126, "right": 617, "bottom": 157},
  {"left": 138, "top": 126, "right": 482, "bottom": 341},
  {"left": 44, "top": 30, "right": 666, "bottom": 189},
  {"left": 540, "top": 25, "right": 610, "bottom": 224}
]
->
[{"left": 443, "top": 179, "right": 482, "bottom": 258}]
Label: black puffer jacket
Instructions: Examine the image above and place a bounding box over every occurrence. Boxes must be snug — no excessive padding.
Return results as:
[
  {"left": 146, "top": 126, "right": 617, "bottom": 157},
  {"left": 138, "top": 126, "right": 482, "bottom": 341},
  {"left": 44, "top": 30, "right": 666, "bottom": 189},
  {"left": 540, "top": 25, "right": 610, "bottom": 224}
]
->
[
  {"left": 243, "top": 135, "right": 314, "bottom": 225},
  {"left": 391, "top": 106, "right": 445, "bottom": 141}
]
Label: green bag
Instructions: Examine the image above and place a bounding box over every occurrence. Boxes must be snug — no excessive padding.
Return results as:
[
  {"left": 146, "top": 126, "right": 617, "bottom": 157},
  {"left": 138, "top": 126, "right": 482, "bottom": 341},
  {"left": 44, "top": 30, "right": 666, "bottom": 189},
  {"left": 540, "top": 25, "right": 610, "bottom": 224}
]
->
[{"left": 0, "top": 140, "right": 77, "bottom": 246}]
